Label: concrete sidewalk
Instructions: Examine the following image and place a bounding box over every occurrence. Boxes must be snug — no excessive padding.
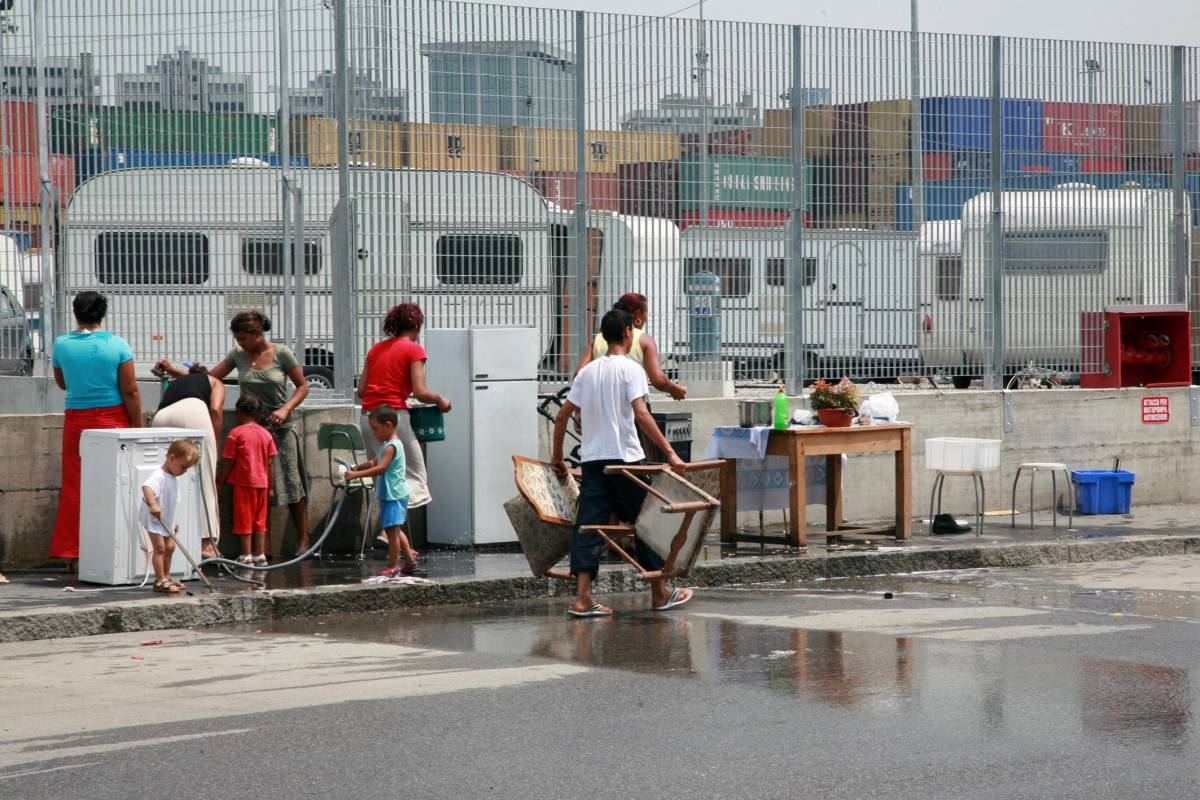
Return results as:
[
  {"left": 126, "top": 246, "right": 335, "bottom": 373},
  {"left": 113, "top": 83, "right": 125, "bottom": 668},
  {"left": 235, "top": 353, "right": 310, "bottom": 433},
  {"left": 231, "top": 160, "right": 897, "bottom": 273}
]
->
[{"left": 3, "top": 503, "right": 1200, "bottom": 643}]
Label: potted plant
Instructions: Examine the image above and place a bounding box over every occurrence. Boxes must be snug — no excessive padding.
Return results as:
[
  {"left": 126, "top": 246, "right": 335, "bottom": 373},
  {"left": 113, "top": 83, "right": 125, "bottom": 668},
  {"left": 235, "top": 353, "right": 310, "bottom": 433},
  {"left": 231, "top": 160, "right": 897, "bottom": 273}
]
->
[{"left": 808, "top": 378, "right": 860, "bottom": 427}]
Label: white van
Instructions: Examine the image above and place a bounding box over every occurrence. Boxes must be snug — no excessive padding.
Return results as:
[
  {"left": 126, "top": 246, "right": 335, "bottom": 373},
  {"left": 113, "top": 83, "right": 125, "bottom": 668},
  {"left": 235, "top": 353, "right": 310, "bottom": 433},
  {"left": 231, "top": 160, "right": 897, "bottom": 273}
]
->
[
  {"left": 920, "top": 183, "right": 1185, "bottom": 381},
  {"left": 677, "top": 225, "right": 920, "bottom": 379},
  {"left": 58, "top": 167, "right": 560, "bottom": 385}
]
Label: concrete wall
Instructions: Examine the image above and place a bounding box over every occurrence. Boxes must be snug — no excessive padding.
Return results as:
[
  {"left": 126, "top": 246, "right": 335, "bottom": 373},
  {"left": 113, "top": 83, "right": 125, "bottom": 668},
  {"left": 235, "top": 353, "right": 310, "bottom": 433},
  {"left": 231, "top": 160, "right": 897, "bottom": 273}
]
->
[
  {"left": 538, "top": 387, "right": 1200, "bottom": 526},
  {"left": 0, "top": 403, "right": 357, "bottom": 568}
]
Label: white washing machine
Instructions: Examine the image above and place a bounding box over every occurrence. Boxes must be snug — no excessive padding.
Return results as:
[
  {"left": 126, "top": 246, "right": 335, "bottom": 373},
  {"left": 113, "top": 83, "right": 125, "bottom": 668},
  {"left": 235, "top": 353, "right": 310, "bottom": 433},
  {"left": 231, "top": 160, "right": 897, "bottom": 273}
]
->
[{"left": 78, "top": 427, "right": 208, "bottom": 585}]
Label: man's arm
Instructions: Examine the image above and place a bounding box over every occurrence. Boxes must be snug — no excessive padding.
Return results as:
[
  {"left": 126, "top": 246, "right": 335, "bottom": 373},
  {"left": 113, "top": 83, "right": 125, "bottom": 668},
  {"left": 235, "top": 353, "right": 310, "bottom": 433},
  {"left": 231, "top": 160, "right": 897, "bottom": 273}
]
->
[
  {"left": 550, "top": 399, "right": 579, "bottom": 478},
  {"left": 632, "top": 396, "right": 685, "bottom": 473}
]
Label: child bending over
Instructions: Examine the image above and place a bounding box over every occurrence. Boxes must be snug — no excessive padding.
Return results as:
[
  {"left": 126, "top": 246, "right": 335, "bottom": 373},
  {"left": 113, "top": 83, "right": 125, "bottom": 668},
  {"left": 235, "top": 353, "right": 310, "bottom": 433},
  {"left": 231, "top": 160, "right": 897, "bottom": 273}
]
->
[
  {"left": 345, "top": 405, "right": 423, "bottom": 577},
  {"left": 139, "top": 438, "right": 201, "bottom": 594}
]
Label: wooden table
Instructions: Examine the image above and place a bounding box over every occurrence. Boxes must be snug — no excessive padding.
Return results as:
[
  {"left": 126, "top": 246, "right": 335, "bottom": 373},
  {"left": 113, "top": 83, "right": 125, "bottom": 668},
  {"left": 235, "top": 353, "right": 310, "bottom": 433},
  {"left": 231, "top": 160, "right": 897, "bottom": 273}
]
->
[{"left": 718, "top": 423, "right": 913, "bottom": 548}]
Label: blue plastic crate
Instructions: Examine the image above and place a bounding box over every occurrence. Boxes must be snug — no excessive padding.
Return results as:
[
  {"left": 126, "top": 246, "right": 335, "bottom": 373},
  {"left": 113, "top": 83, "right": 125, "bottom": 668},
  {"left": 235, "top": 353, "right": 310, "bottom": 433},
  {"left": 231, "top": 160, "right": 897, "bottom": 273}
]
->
[{"left": 1071, "top": 470, "right": 1135, "bottom": 515}]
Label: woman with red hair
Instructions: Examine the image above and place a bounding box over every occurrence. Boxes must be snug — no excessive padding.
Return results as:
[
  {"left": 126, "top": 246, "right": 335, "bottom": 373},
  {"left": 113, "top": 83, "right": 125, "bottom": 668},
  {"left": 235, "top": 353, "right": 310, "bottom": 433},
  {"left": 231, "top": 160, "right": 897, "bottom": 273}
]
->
[
  {"left": 575, "top": 292, "right": 687, "bottom": 401},
  {"left": 357, "top": 303, "right": 451, "bottom": 513}
]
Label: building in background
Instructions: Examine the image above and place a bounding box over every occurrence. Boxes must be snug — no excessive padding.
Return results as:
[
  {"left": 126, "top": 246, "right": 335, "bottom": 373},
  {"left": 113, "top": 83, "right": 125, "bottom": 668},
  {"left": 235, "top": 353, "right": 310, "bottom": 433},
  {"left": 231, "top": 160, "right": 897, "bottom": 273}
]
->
[
  {"left": 0, "top": 53, "right": 100, "bottom": 105},
  {"left": 421, "top": 40, "right": 574, "bottom": 128},
  {"left": 288, "top": 69, "right": 407, "bottom": 122},
  {"left": 116, "top": 48, "right": 251, "bottom": 114},
  {"left": 621, "top": 93, "right": 761, "bottom": 133}
]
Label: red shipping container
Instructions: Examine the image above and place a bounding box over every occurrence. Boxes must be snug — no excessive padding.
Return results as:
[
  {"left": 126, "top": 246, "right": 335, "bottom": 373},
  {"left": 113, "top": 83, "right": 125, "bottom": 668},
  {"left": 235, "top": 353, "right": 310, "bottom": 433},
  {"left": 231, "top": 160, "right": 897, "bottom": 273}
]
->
[
  {"left": 0, "top": 101, "right": 40, "bottom": 155},
  {"left": 680, "top": 128, "right": 752, "bottom": 156},
  {"left": 678, "top": 208, "right": 792, "bottom": 230},
  {"left": 0, "top": 153, "right": 75, "bottom": 205},
  {"left": 617, "top": 160, "right": 679, "bottom": 219},
  {"left": 522, "top": 170, "right": 619, "bottom": 211},
  {"left": 921, "top": 151, "right": 957, "bottom": 181},
  {"left": 1042, "top": 102, "right": 1124, "bottom": 156}
]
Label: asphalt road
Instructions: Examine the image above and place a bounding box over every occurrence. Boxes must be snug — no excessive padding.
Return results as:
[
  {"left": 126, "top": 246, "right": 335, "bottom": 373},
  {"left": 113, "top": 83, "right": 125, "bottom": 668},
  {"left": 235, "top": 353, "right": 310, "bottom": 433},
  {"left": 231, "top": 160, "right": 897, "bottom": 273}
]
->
[{"left": 3, "top": 555, "right": 1200, "bottom": 799}]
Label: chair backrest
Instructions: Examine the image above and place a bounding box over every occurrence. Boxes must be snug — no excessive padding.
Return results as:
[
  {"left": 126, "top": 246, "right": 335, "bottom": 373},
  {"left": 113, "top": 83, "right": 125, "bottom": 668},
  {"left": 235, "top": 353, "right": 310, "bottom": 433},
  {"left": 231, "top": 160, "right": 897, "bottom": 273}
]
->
[
  {"left": 512, "top": 455, "right": 579, "bottom": 526},
  {"left": 631, "top": 469, "right": 719, "bottom": 577},
  {"left": 318, "top": 423, "right": 365, "bottom": 452}
]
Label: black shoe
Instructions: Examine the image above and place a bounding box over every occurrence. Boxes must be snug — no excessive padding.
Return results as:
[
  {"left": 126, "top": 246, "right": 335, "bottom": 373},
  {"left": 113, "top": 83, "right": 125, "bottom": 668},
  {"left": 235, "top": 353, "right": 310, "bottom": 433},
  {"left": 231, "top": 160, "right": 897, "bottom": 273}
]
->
[{"left": 931, "top": 513, "right": 971, "bottom": 535}]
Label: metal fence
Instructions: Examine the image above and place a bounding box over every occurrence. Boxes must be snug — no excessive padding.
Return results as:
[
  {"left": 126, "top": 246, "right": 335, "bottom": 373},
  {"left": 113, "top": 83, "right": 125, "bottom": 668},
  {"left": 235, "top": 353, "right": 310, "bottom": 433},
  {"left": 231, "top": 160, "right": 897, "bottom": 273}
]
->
[{"left": 5, "top": 0, "right": 1200, "bottom": 391}]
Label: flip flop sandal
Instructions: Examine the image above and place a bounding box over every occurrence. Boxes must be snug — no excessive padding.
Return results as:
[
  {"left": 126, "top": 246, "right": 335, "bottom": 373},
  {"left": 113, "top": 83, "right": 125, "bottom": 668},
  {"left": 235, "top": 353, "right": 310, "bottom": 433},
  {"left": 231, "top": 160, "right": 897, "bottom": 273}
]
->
[
  {"left": 153, "top": 580, "right": 183, "bottom": 594},
  {"left": 568, "top": 603, "right": 613, "bottom": 618},
  {"left": 652, "top": 587, "right": 694, "bottom": 611},
  {"left": 0, "top": 572, "right": 9, "bottom": 585}
]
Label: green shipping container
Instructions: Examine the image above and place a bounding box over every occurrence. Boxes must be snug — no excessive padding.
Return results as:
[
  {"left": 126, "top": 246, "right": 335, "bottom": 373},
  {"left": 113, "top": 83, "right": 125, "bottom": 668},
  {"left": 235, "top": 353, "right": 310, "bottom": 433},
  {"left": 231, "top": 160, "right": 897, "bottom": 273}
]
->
[
  {"left": 50, "top": 106, "right": 277, "bottom": 156},
  {"left": 678, "top": 155, "right": 811, "bottom": 212}
]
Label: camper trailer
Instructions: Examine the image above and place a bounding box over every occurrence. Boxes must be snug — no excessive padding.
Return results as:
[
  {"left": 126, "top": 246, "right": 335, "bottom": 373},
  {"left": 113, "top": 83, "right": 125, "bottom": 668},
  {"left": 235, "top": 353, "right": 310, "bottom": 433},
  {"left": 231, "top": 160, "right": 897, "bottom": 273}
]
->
[
  {"left": 59, "top": 167, "right": 564, "bottom": 385},
  {"left": 919, "top": 183, "right": 1185, "bottom": 382},
  {"left": 677, "top": 225, "right": 920, "bottom": 379}
]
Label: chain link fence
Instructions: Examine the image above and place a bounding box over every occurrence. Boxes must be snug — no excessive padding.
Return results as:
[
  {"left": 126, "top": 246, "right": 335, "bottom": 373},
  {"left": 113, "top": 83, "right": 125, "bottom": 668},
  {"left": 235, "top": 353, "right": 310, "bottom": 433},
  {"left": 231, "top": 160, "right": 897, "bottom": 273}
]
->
[{"left": 5, "top": 0, "right": 1199, "bottom": 391}]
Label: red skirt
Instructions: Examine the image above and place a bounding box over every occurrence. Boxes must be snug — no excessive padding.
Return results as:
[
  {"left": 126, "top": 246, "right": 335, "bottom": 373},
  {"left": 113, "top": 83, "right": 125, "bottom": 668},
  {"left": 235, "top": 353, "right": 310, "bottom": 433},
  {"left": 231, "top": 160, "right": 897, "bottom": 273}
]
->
[{"left": 49, "top": 405, "right": 132, "bottom": 560}]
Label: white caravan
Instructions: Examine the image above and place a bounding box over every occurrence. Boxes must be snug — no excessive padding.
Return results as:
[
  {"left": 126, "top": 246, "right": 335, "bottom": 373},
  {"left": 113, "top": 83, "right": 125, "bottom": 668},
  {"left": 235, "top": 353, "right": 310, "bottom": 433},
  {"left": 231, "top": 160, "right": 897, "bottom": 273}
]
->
[
  {"left": 58, "top": 167, "right": 562, "bottom": 384},
  {"left": 919, "top": 183, "right": 1185, "bottom": 380},
  {"left": 676, "top": 225, "right": 921, "bottom": 378}
]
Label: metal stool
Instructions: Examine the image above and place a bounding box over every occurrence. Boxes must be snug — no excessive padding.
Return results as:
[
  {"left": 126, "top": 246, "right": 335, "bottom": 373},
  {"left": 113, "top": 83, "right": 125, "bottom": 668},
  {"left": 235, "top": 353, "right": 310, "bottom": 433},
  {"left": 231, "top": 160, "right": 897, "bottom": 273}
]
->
[
  {"left": 1010, "top": 462, "right": 1074, "bottom": 529},
  {"left": 929, "top": 469, "right": 986, "bottom": 537}
]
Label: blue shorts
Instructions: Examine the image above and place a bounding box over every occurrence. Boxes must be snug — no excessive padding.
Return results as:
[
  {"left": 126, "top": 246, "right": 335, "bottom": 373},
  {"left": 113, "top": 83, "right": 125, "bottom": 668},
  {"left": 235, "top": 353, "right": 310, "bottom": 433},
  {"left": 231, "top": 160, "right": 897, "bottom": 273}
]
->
[{"left": 379, "top": 497, "right": 409, "bottom": 529}]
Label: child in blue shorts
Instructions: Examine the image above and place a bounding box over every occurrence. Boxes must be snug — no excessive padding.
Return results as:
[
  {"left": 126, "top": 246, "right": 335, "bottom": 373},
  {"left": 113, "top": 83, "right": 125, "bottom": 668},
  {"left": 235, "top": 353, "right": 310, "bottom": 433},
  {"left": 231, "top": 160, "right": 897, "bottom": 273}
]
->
[{"left": 345, "top": 405, "right": 422, "bottom": 576}]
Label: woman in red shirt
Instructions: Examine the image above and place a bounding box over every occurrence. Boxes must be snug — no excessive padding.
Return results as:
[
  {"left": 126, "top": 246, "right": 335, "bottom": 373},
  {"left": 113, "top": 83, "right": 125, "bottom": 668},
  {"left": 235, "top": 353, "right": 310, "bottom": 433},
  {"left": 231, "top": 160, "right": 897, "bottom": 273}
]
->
[{"left": 356, "top": 303, "right": 451, "bottom": 511}]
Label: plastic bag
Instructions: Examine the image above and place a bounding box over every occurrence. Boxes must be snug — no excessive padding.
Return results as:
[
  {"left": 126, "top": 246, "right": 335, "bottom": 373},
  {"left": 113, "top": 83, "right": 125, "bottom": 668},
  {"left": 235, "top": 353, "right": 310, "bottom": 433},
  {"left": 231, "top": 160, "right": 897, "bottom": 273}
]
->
[{"left": 860, "top": 392, "right": 900, "bottom": 423}]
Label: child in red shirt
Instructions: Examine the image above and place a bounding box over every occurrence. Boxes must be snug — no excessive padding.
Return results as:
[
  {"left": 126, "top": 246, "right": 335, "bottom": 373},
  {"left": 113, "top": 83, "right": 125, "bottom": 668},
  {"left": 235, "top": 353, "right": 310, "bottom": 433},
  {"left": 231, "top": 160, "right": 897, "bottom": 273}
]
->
[{"left": 217, "top": 395, "right": 277, "bottom": 566}]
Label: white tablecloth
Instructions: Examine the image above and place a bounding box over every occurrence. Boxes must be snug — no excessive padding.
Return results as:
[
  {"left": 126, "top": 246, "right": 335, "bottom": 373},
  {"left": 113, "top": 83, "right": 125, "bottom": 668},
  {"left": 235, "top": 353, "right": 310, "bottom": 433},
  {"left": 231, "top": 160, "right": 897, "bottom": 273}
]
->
[{"left": 705, "top": 426, "right": 835, "bottom": 513}]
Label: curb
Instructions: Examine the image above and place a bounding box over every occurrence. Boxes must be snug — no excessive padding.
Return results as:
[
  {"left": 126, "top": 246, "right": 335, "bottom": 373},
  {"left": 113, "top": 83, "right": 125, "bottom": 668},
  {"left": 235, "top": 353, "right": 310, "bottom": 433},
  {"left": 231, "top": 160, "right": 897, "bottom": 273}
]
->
[{"left": 3, "top": 534, "right": 1198, "bottom": 643}]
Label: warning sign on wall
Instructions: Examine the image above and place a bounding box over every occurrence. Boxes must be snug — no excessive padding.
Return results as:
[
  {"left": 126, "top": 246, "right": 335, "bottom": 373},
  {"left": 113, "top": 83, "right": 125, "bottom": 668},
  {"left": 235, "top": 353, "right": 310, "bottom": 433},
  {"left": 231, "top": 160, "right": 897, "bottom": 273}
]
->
[{"left": 1141, "top": 396, "right": 1169, "bottom": 424}]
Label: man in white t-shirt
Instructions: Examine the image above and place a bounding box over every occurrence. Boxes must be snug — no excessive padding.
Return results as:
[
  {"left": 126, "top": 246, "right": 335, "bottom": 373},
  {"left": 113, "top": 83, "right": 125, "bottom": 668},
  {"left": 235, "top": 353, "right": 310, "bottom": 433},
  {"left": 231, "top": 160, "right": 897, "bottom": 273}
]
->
[{"left": 551, "top": 309, "right": 693, "bottom": 618}]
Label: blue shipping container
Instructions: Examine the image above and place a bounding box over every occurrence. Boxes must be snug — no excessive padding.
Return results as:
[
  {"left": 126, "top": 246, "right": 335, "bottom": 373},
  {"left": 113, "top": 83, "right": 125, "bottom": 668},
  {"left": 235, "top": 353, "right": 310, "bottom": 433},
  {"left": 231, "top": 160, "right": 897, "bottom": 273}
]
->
[
  {"left": 78, "top": 148, "right": 309, "bottom": 184},
  {"left": 896, "top": 171, "right": 1200, "bottom": 230},
  {"left": 920, "top": 96, "right": 1044, "bottom": 154}
]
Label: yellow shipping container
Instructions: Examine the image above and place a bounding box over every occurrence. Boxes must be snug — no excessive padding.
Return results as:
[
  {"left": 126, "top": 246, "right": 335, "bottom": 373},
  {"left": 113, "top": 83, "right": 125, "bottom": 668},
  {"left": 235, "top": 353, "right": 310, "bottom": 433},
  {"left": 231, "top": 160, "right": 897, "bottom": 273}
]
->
[
  {"left": 291, "top": 117, "right": 406, "bottom": 168},
  {"left": 749, "top": 107, "right": 836, "bottom": 159},
  {"left": 500, "top": 128, "right": 681, "bottom": 174},
  {"left": 404, "top": 122, "right": 501, "bottom": 172},
  {"left": 865, "top": 99, "right": 911, "bottom": 155}
]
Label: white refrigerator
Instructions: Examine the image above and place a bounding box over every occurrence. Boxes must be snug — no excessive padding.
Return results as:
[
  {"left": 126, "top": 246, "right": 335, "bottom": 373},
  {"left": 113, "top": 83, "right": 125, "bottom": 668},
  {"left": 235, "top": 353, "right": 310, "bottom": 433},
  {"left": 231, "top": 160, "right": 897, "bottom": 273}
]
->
[{"left": 424, "top": 327, "right": 539, "bottom": 546}]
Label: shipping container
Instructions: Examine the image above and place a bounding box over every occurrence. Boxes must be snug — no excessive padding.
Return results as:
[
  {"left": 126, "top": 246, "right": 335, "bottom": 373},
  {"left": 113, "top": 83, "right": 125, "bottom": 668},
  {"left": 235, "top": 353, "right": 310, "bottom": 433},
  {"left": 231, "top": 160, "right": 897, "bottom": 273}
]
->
[
  {"left": 519, "top": 170, "right": 619, "bottom": 211},
  {"left": 920, "top": 96, "right": 1043, "bottom": 153},
  {"left": 403, "top": 122, "right": 502, "bottom": 171},
  {"left": 922, "top": 152, "right": 956, "bottom": 181},
  {"left": 681, "top": 128, "right": 752, "bottom": 155},
  {"left": 51, "top": 106, "right": 277, "bottom": 156},
  {"left": 865, "top": 99, "right": 912, "bottom": 155},
  {"left": 291, "top": 117, "right": 405, "bottom": 168},
  {"left": 0, "top": 101, "right": 40, "bottom": 155},
  {"left": 0, "top": 204, "right": 41, "bottom": 226},
  {"left": 1126, "top": 155, "right": 1200, "bottom": 173},
  {"left": 918, "top": 151, "right": 1082, "bottom": 181},
  {"left": 749, "top": 107, "right": 836, "bottom": 158},
  {"left": 616, "top": 160, "right": 679, "bottom": 219},
  {"left": 1080, "top": 156, "right": 1125, "bottom": 173},
  {"left": 678, "top": 155, "right": 811, "bottom": 213},
  {"left": 498, "top": 127, "right": 680, "bottom": 174},
  {"left": 1123, "top": 102, "right": 1200, "bottom": 157},
  {"left": 77, "top": 147, "right": 309, "bottom": 184},
  {"left": 677, "top": 208, "right": 792, "bottom": 230},
  {"left": 1042, "top": 102, "right": 1124, "bottom": 156},
  {"left": 0, "top": 153, "right": 75, "bottom": 206}
]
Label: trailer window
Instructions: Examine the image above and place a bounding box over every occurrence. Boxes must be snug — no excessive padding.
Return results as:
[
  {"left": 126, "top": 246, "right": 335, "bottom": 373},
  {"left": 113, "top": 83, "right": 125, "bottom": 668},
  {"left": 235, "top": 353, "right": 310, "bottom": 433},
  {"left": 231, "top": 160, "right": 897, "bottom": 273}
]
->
[
  {"left": 765, "top": 257, "right": 818, "bottom": 288},
  {"left": 684, "top": 258, "right": 750, "bottom": 297},
  {"left": 96, "top": 232, "right": 210, "bottom": 285},
  {"left": 241, "top": 239, "right": 322, "bottom": 276},
  {"left": 1003, "top": 230, "right": 1107, "bottom": 273},
  {"left": 936, "top": 257, "right": 963, "bottom": 300},
  {"left": 436, "top": 235, "right": 523, "bottom": 285}
]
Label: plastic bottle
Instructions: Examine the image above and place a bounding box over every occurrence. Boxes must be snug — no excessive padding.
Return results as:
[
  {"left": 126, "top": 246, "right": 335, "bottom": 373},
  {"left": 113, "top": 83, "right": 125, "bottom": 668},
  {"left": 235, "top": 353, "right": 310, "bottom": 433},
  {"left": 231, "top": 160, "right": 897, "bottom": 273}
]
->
[{"left": 773, "top": 386, "right": 789, "bottom": 430}]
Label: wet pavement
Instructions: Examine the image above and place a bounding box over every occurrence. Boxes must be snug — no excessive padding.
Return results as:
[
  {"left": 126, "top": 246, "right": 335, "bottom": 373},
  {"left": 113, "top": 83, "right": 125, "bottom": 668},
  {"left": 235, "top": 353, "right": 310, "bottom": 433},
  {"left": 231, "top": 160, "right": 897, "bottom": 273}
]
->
[{"left": 3, "top": 555, "right": 1200, "bottom": 798}]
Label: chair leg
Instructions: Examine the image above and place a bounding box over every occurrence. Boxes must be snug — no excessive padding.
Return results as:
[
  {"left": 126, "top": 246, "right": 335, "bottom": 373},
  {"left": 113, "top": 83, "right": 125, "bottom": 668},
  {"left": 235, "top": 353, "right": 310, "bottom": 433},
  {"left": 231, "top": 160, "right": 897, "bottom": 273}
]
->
[
  {"left": 1029, "top": 468, "right": 1036, "bottom": 529},
  {"left": 971, "top": 473, "right": 981, "bottom": 536},
  {"left": 928, "top": 473, "right": 942, "bottom": 535},
  {"left": 1062, "top": 468, "right": 1074, "bottom": 529},
  {"left": 1050, "top": 471, "right": 1058, "bottom": 528},
  {"left": 937, "top": 473, "right": 946, "bottom": 516},
  {"left": 977, "top": 473, "right": 986, "bottom": 537},
  {"left": 1010, "top": 467, "right": 1023, "bottom": 528}
]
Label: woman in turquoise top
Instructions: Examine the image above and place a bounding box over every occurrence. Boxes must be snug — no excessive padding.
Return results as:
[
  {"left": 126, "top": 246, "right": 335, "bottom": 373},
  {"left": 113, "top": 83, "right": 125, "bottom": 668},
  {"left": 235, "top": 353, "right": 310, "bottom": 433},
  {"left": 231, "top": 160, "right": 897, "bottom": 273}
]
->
[{"left": 49, "top": 291, "right": 143, "bottom": 562}]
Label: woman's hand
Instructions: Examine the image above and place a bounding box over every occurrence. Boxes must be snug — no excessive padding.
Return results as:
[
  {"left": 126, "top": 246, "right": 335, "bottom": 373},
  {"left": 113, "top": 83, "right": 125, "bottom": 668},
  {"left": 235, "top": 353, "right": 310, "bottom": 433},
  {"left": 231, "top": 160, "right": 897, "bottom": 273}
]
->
[
  {"left": 268, "top": 407, "right": 290, "bottom": 426},
  {"left": 436, "top": 397, "right": 452, "bottom": 413}
]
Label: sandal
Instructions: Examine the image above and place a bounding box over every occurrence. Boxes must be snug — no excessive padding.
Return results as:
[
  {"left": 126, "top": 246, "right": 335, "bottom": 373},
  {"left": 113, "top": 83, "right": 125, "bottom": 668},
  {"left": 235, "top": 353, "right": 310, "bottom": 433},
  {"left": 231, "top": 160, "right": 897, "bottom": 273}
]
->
[
  {"left": 153, "top": 580, "right": 183, "bottom": 594},
  {"left": 0, "top": 571, "right": 9, "bottom": 585},
  {"left": 568, "top": 603, "right": 613, "bottom": 618}
]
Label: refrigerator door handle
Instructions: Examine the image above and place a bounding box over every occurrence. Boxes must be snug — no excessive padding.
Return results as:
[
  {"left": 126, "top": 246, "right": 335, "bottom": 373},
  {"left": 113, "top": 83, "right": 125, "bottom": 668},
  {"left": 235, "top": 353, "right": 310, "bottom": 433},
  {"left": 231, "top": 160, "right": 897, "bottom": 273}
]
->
[{"left": 474, "top": 385, "right": 489, "bottom": 390}]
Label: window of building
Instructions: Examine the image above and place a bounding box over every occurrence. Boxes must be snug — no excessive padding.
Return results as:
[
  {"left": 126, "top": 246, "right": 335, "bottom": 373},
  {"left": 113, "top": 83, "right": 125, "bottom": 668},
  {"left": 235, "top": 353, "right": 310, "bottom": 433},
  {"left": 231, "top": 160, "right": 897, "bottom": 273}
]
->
[
  {"left": 684, "top": 258, "right": 751, "bottom": 297},
  {"left": 1003, "top": 229, "right": 1108, "bottom": 273},
  {"left": 240, "top": 239, "right": 322, "bottom": 276},
  {"left": 435, "top": 235, "right": 523, "bottom": 285},
  {"left": 936, "top": 257, "right": 963, "bottom": 300},
  {"left": 95, "top": 232, "right": 210, "bottom": 285},
  {"left": 765, "top": 256, "right": 818, "bottom": 288}
]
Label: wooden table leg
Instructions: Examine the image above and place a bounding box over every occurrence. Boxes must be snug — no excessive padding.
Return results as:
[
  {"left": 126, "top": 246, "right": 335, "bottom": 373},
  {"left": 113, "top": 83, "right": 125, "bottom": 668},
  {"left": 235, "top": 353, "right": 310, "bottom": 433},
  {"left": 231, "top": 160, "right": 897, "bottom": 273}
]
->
[
  {"left": 895, "top": 428, "right": 913, "bottom": 540},
  {"left": 719, "top": 457, "right": 737, "bottom": 544},
  {"left": 789, "top": 438, "right": 807, "bottom": 547},
  {"left": 825, "top": 454, "right": 842, "bottom": 534}
]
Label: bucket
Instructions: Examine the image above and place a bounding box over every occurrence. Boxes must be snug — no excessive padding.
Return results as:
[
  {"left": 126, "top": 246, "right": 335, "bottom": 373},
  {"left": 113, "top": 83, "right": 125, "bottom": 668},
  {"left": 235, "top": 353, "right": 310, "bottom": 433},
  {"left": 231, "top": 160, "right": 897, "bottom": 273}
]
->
[{"left": 409, "top": 404, "right": 445, "bottom": 442}]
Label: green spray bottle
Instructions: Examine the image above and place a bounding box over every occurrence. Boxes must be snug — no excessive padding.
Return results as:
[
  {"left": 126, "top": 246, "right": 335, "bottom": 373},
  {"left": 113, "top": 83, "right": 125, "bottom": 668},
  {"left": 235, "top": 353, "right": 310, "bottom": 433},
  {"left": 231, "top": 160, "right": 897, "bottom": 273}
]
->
[{"left": 773, "top": 386, "right": 789, "bottom": 430}]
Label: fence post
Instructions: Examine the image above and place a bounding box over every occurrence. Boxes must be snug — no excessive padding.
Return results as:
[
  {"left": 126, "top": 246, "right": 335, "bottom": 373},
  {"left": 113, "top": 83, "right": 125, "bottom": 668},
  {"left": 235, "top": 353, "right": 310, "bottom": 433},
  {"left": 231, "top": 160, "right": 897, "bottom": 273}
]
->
[
  {"left": 570, "top": 10, "right": 588, "bottom": 369},
  {"left": 31, "top": 0, "right": 52, "bottom": 372},
  {"left": 278, "top": 0, "right": 293, "bottom": 351},
  {"left": 908, "top": 1, "right": 924, "bottom": 231},
  {"left": 987, "top": 35, "right": 1004, "bottom": 390},
  {"left": 1171, "top": 46, "right": 1188, "bottom": 308},
  {"left": 786, "top": 24, "right": 806, "bottom": 394},
  {"left": 332, "top": 0, "right": 356, "bottom": 397}
]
